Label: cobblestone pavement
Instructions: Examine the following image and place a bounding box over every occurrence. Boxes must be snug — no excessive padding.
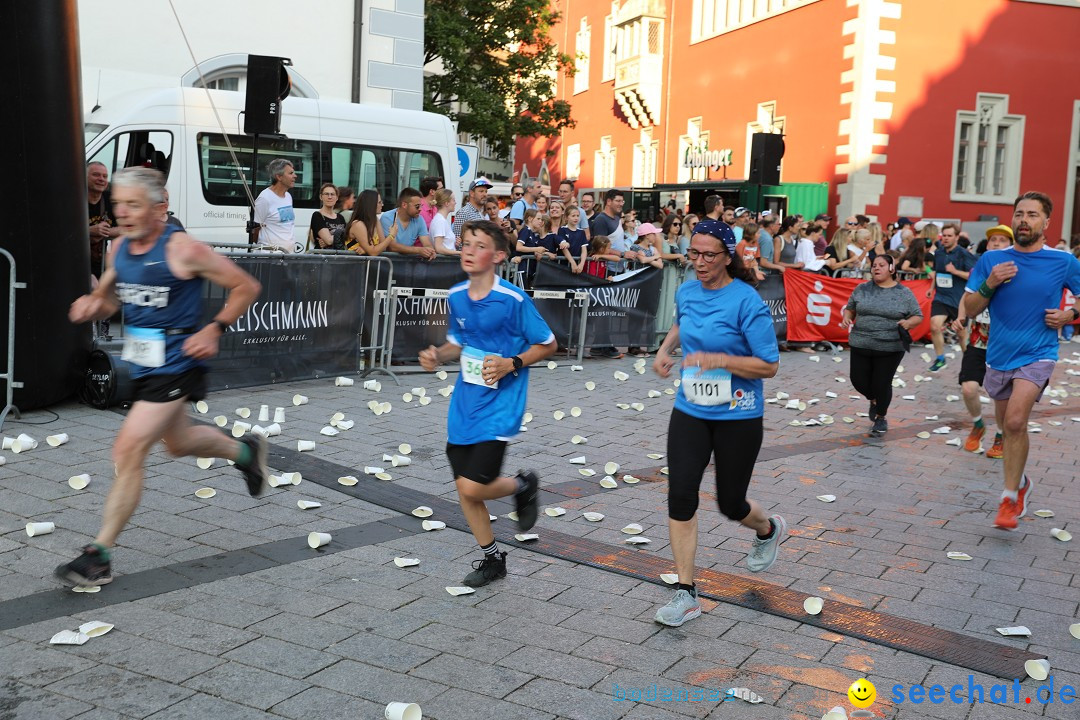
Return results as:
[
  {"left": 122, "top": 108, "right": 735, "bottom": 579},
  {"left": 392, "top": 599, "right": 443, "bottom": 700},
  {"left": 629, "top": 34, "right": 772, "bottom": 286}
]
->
[{"left": 1, "top": 345, "right": 1077, "bottom": 719}]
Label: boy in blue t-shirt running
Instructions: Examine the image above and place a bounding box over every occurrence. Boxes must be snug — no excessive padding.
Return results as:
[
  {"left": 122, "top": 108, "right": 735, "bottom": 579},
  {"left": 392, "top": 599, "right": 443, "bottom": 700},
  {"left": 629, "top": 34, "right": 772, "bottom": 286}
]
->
[
  {"left": 963, "top": 191, "right": 1080, "bottom": 531},
  {"left": 419, "top": 219, "right": 556, "bottom": 587}
]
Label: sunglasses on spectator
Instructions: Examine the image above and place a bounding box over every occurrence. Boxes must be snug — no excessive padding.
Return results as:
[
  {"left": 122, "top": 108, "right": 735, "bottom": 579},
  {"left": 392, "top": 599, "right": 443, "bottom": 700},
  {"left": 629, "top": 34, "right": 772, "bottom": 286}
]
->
[
  {"left": 846, "top": 221, "right": 858, "bottom": 226},
  {"left": 672, "top": 223, "right": 682, "bottom": 228}
]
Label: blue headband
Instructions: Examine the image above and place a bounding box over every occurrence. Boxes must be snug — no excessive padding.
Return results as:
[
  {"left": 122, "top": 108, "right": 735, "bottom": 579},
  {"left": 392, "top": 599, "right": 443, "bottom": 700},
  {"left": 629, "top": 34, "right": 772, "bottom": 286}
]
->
[{"left": 693, "top": 219, "right": 738, "bottom": 257}]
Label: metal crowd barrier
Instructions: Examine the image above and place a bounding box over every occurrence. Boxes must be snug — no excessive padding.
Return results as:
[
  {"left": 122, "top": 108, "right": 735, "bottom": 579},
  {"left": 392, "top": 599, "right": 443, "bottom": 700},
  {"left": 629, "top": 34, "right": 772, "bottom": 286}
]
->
[{"left": 0, "top": 248, "right": 23, "bottom": 431}]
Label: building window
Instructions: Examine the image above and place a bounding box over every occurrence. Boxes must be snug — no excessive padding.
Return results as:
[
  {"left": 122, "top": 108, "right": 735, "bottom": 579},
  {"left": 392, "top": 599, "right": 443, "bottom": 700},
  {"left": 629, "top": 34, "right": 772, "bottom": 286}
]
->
[
  {"left": 632, "top": 129, "right": 658, "bottom": 188},
  {"left": 602, "top": 2, "right": 617, "bottom": 81},
  {"left": 951, "top": 93, "right": 1024, "bottom": 203},
  {"left": 678, "top": 118, "right": 710, "bottom": 184},
  {"left": 565, "top": 144, "right": 581, "bottom": 180},
  {"left": 574, "top": 18, "right": 591, "bottom": 95},
  {"left": 691, "top": 0, "right": 824, "bottom": 42},
  {"left": 199, "top": 76, "right": 240, "bottom": 91},
  {"left": 594, "top": 136, "right": 616, "bottom": 188}
]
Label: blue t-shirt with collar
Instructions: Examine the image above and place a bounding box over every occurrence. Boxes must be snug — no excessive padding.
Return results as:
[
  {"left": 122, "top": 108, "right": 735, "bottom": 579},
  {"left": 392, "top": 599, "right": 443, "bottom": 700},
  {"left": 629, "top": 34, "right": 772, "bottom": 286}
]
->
[
  {"left": 932, "top": 244, "right": 977, "bottom": 308},
  {"left": 379, "top": 210, "right": 429, "bottom": 247}
]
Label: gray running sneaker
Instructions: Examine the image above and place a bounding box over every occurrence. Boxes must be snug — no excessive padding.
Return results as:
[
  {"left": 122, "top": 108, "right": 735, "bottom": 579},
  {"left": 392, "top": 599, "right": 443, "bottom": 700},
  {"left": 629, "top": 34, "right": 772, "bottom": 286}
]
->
[
  {"left": 746, "top": 515, "right": 787, "bottom": 573},
  {"left": 654, "top": 588, "right": 701, "bottom": 627}
]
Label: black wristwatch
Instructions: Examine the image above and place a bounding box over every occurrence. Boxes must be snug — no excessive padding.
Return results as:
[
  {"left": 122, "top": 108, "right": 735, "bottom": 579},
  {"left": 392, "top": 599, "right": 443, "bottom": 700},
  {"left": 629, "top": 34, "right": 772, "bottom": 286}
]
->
[
  {"left": 211, "top": 320, "right": 229, "bottom": 335},
  {"left": 511, "top": 355, "right": 524, "bottom": 372},
  {"left": 1070, "top": 308, "right": 1079, "bottom": 322}
]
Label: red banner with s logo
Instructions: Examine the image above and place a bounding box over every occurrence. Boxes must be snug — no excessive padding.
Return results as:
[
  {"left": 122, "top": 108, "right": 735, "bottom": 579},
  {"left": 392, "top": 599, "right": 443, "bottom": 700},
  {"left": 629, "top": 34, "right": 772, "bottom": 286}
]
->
[{"left": 782, "top": 272, "right": 934, "bottom": 343}]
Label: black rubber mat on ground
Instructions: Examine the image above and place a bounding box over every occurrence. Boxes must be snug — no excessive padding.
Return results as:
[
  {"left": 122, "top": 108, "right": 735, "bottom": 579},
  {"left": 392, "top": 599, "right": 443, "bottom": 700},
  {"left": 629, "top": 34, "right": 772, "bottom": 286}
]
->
[{"left": 278, "top": 445, "right": 1042, "bottom": 680}]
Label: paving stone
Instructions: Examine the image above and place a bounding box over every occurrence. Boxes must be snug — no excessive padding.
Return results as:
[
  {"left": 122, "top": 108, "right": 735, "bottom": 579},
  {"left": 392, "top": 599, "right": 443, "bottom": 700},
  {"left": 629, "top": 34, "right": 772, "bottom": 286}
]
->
[
  {"left": 501, "top": 645, "right": 615, "bottom": 689},
  {"left": 327, "top": 630, "right": 439, "bottom": 672},
  {"left": 245, "top": 611, "right": 356, "bottom": 650},
  {"left": 44, "top": 665, "right": 194, "bottom": 717},
  {"left": 506, "top": 677, "right": 631, "bottom": 720},
  {"left": 402, "top": 622, "right": 523, "bottom": 663},
  {"left": 268, "top": 686, "right": 385, "bottom": 720},
  {"left": 411, "top": 652, "right": 534, "bottom": 698},
  {"left": 221, "top": 635, "right": 340, "bottom": 678},
  {"left": 142, "top": 692, "right": 272, "bottom": 720},
  {"left": 307, "top": 658, "right": 448, "bottom": 705},
  {"left": 0, "top": 680, "right": 94, "bottom": 720},
  {"left": 181, "top": 661, "right": 308, "bottom": 710}
]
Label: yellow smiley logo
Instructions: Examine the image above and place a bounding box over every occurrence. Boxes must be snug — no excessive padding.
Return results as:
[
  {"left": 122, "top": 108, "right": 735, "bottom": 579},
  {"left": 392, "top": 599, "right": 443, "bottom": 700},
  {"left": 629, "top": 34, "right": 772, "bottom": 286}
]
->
[{"left": 848, "top": 678, "right": 876, "bottom": 708}]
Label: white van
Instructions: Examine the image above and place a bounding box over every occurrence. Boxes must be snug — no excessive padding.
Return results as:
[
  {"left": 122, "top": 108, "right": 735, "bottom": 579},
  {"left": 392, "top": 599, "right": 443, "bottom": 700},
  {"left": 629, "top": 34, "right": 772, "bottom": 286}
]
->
[{"left": 84, "top": 87, "right": 460, "bottom": 250}]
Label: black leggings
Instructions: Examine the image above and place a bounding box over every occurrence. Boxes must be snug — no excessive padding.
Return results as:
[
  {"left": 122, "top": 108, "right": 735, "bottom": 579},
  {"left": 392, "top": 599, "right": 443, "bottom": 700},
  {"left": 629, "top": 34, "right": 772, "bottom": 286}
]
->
[
  {"left": 667, "top": 410, "right": 762, "bottom": 522},
  {"left": 848, "top": 346, "right": 905, "bottom": 417}
]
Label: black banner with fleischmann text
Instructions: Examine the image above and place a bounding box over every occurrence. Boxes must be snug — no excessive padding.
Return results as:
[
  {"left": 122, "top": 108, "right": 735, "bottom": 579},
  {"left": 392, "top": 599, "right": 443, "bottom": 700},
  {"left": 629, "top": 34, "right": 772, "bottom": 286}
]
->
[
  {"left": 757, "top": 273, "right": 787, "bottom": 341},
  {"left": 388, "top": 257, "right": 467, "bottom": 361},
  {"left": 532, "top": 263, "right": 663, "bottom": 348},
  {"left": 200, "top": 254, "right": 388, "bottom": 389}
]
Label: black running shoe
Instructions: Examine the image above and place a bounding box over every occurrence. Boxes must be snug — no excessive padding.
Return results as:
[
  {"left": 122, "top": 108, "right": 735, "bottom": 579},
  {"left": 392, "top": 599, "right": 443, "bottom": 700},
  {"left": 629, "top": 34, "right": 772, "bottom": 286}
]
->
[
  {"left": 870, "top": 416, "right": 888, "bottom": 437},
  {"left": 55, "top": 545, "right": 112, "bottom": 587},
  {"left": 462, "top": 551, "right": 507, "bottom": 587},
  {"left": 237, "top": 433, "right": 269, "bottom": 497},
  {"left": 514, "top": 470, "right": 540, "bottom": 531}
]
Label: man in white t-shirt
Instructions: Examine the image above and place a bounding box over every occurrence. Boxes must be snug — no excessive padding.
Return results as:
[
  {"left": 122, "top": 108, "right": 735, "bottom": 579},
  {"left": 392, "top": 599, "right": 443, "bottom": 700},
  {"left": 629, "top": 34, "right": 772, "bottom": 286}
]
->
[{"left": 253, "top": 158, "right": 298, "bottom": 253}]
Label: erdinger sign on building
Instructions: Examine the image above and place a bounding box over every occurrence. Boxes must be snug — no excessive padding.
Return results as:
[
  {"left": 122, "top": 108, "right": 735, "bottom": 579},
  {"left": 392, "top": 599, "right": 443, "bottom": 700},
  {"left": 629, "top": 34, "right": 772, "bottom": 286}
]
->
[{"left": 682, "top": 143, "right": 733, "bottom": 173}]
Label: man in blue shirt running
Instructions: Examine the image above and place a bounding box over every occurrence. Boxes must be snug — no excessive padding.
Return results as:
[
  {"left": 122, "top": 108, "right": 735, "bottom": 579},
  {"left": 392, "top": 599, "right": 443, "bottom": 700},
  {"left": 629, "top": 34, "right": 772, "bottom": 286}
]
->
[
  {"left": 964, "top": 191, "right": 1080, "bottom": 531},
  {"left": 420, "top": 219, "right": 556, "bottom": 587}
]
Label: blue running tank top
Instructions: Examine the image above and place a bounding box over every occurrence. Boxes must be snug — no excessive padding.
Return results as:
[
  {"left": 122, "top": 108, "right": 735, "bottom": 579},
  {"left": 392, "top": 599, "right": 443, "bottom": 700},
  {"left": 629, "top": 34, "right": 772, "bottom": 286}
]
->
[{"left": 113, "top": 225, "right": 205, "bottom": 377}]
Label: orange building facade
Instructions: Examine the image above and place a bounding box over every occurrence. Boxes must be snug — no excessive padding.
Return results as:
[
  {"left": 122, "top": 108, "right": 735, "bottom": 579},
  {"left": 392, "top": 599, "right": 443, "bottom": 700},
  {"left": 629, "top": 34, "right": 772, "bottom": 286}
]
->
[{"left": 515, "top": 0, "right": 1080, "bottom": 242}]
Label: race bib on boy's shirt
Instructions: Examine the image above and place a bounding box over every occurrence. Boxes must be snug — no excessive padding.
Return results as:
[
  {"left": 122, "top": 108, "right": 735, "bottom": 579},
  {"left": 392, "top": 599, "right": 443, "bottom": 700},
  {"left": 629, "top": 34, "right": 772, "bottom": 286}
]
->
[
  {"left": 680, "top": 366, "right": 732, "bottom": 406},
  {"left": 461, "top": 346, "right": 498, "bottom": 389},
  {"left": 121, "top": 327, "right": 166, "bottom": 368}
]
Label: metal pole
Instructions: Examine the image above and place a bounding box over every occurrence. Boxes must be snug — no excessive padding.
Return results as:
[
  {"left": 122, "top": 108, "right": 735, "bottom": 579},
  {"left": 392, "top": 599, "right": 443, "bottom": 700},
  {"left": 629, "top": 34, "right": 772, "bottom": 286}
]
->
[{"left": 0, "top": 248, "right": 24, "bottom": 431}]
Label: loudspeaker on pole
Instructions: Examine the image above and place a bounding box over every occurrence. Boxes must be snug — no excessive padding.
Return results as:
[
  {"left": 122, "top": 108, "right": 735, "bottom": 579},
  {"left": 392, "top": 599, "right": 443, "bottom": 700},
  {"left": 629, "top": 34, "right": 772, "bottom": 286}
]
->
[
  {"left": 243, "top": 55, "right": 292, "bottom": 135},
  {"left": 749, "top": 133, "right": 785, "bottom": 186}
]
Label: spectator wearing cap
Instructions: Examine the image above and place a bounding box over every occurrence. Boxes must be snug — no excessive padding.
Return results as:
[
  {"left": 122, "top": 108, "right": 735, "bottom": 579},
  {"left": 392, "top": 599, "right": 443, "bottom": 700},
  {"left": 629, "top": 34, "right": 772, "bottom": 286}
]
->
[
  {"left": 419, "top": 176, "right": 443, "bottom": 227},
  {"left": 634, "top": 223, "right": 678, "bottom": 268},
  {"left": 890, "top": 217, "right": 913, "bottom": 251},
  {"left": 452, "top": 177, "right": 493, "bottom": 237},
  {"left": 732, "top": 207, "right": 752, "bottom": 242}
]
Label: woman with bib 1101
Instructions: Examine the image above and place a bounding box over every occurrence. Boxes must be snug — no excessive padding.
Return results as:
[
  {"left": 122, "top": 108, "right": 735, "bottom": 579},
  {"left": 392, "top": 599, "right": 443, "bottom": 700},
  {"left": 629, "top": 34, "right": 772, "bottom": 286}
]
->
[{"left": 651, "top": 219, "right": 786, "bottom": 628}]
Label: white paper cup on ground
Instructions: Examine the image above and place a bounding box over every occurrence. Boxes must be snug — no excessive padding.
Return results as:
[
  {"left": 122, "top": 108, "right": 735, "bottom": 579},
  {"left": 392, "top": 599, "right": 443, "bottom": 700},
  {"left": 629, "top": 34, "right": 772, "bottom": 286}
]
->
[
  {"left": 604, "top": 462, "right": 619, "bottom": 475},
  {"left": 422, "top": 520, "right": 445, "bottom": 531},
  {"left": 336, "top": 420, "right": 355, "bottom": 430},
  {"left": 257, "top": 405, "right": 269, "bottom": 422},
  {"left": 364, "top": 379, "right": 380, "bottom": 391},
  {"left": 308, "top": 532, "right": 332, "bottom": 548},
  {"left": 338, "top": 475, "right": 359, "bottom": 486},
  {"left": 1051, "top": 528, "right": 1073, "bottom": 541},
  {"left": 320, "top": 426, "right": 339, "bottom": 437},
  {"left": 78, "top": 621, "right": 114, "bottom": 638},
  {"left": 50, "top": 630, "right": 89, "bottom": 645},
  {"left": 1, "top": 437, "right": 13, "bottom": 450},
  {"left": 231, "top": 421, "right": 251, "bottom": 437},
  {"left": 282, "top": 472, "right": 302, "bottom": 485},
  {"left": 195, "top": 400, "right": 209, "bottom": 414},
  {"left": 214, "top": 415, "right": 228, "bottom": 427},
  {"left": 335, "top": 376, "right": 354, "bottom": 386},
  {"left": 392, "top": 455, "right": 411, "bottom": 467},
  {"left": 297, "top": 500, "right": 322, "bottom": 510},
  {"left": 236, "top": 407, "right": 251, "bottom": 419},
  {"left": 68, "top": 473, "right": 91, "bottom": 490},
  {"left": 292, "top": 394, "right": 309, "bottom": 406},
  {"left": 622, "top": 523, "right": 644, "bottom": 535},
  {"left": 412, "top": 506, "right": 433, "bottom": 518},
  {"left": 297, "top": 440, "right": 316, "bottom": 452},
  {"left": 1069, "top": 623, "right": 1080, "bottom": 639},
  {"left": 26, "top": 522, "right": 55, "bottom": 537},
  {"left": 196, "top": 457, "right": 213, "bottom": 469},
  {"left": 398, "top": 443, "right": 412, "bottom": 455},
  {"left": 436, "top": 370, "right": 448, "bottom": 380},
  {"left": 273, "top": 407, "right": 285, "bottom": 423},
  {"left": 264, "top": 423, "right": 282, "bottom": 436},
  {"left": 194, "top": 488, "right": 216, "bottom": 499},
  {"left": 46, "top": 434, "right": 69, "bottom": 447},
  {"left": 823, "top": 707, "right": 848, "bottom": 720},
  {"left": 12, "top": 434, "right": 37, "bottom": 453},
  {"left": 1025, "top": 658, "right": 1051, "bottom": 681},
  {"left": 803, "top": 597, "right": 824, "bottom": 615},
  {"left": 394, "top": 557, "right": 420, "bottom": 568}
]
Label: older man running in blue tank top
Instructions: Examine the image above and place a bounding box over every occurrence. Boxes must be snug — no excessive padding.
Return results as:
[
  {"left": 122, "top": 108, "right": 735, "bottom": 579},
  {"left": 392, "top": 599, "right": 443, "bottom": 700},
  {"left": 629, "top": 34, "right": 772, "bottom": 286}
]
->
[{"left": 57, "top": 167, "right": 265, "bottom": 587}]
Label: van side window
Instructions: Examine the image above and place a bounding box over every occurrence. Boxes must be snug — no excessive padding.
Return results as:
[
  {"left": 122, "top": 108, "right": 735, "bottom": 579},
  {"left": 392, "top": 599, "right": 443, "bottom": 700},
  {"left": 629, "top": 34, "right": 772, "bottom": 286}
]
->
[
  {"left": 324, "top": 143, "right": 443, "bottom": 206},
  {"left": 88, "top": 130, "right": 174, "bottom": 178},
  {"left": 197, "top": 133, "right": 316, "bottom": 207}
]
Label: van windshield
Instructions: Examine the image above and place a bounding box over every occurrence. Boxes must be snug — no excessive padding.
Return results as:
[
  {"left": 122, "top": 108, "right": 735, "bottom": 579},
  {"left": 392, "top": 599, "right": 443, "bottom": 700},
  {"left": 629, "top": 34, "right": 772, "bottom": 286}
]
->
[{"left": 84, "top": 123, "right": 108, "bottom": 146}]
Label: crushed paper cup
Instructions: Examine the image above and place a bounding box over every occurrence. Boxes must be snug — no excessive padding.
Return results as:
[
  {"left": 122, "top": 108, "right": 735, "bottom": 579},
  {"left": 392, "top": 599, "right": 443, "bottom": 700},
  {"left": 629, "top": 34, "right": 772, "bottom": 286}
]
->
[
  {"left": 809, "top": 355, "right": 820, "bottom": 362},
  {"left": 308, "top": 532, "right": 332, "bottom": 548},
  {"left": 635, "top": 366, "right": 646, "bottom": 375},
  {"left": 195, "top": 400, "right": 209, "bottom": 414},
  {"left": 514, "top": 533, "right": 539, "bottom": 542},
  {"left": 582, "top": 512, "right": 604, "bottom": 522},
  {"left": 660, "top": 573, "right": 679, "bottom": 584},
  {"left": 803, "top": 597, "right": 824, "bottom": 615},
  {"left": 945, "top": 438, "right": 962, "bottom": 447},
  {"left": 946, "top": 551, "right": 972, "bottom": 561},
  {"left": 916, "top": 431, "right": 931, "bottom": 439},
  {"left": 68, "top": 473, "right": 91, "bottom": 490},
  {"left": 823, "top": 707, "right": 848, "bottom": 720},
  {"left": 613, "top": 371, "right": 629, "bottom": 381},
  {"left": 436, "top": 370, "right": 448, "bottom": 380},
  {"left": 338, "top": 476, "right": 359, "bottom": 486},
  {"left": 25, "top": 522, "right": 55, "bottom": 537},
  {"left": 250, "top": 425, "right": 268, "bottom": 437},
  {"left": 571, "top": 364, "right": 584, "bottom": 371},
  {"left": 599, "top": 477, "right": 618, "bottom": 488},
  {"left": 445, "top": 586, "right": 475, "bottom": 596},
  {"left": 297, "top": 440, "right": 316, "bottom": 452},
  {"left": 522, "top": 413, "right": 534, "bottom": 424},
  {"left": 579, "top": 469, "right": 596, "bottom": 477},
  {"left": 545, "top": 507, "right": 567, "bottom": 517},
  {"left": 438, "top": 387, "right": 453, "bottom": 398},
  {"left": 834, "top": 377, "right": 846, "bottom": 383},
  {"left": 78, "top": 621, "right": 113, "bottom": 638},
  {"left": 336, "top": 420, "right": 355, "bottom": 430},
  {"left": 648, "top": 390, "right": 662, "bottom": 398},
  {"left": 660, "top": 466, "right": 669, "bottom": 475},
  {"left": 625, "top": 536, "right": 651, "bottom": 545},
  {"left": 410, "top": 387, "right": 425, "bottom": 396},
  {"left": 785, "top": 399, "right": 800, "bottom": 410},
  {"left": 375, "top": 472, "right": 392, "bottom": 481},
  {"left": 647, "top": 452, "right": 664, "bottom": 460},
  {"left": 547, "top": 360, "right": 558, "bottom": 370},
  {"left": 571, "top": 435, "right": 588, "bottom": 444},
  {"left": 622, "top": 475, "right": 640, "bottom": 484},
  {"left": 46, "top": 434, "right": 69, "bottom": 447},
  {"left": 50, "top": 630, "right": 90, "bottom": 646},
  {"left": 996, "top": 626, "right": 1031, "bottom": 637},
  {"left": 901, "top": 394, "right": 916, "bottom": 400},
  {"left": 604, "top": 462, "right": 620, "bottom": 475},
  {"left": 856, "top": 412, "right": 869, "bottom": 417},
  {"left": 335, "top": 376, "right": 354, "bottom": 387},
  {"left": 411, "top": 506, "right": 434, "bottom": 518},
  {"left": 282, "top": 472, "right": 302, "bottom": 485},
  {"left": 273, "top": 407, "right": 286, "bottom": 423},
  {"left": 945, "top": 394, "right": 960, "bottom": 402},
  {"left": 1033, "top": 509, "right": 1055, "bottom": 518},
  {"left": 932, "top": 426, "right": 952, "bottom": 434},
  {"left": 258, "top": 405, "right": 270, "bottom": 422},
  {"left": 72, "top": 585, "right": 101, "bottom": 594},
  {"left": 725, "top": 688, "right": 764, "bottom": 704},
  {"left": 843, "top": 417, "right": 855, "bottom": 423},
  {"left": 213, "top": 415, "right": 228, "bottom": 427},
  {"left": 392, "top": 455, "right": 411, "bottom": 467},
  {"left": 1051, "top": 528, "right": 1073, "bottom": 542},
  {"left": 319, "top": 426, "right": 340, "bottom": 436},
  {"left": 489, "top": 514, "right": 497, "bottom": 521},
  {"left": 616, "top": 403, "right": 631, "bottom": 410},
  {"left": 297, "top": 500, "right": 322, "bottom": 510},
  {"left": 789, "top": 420, "right": 804, "bottom": 427},
  {"left": 196, "top": 457, "right": 213, "bottom": 469},
  {"left": 569, "top": 456, "right": 587, "bottom": 465},
  {"left": 194, "top": 488, "right": 216, "bottom": 499},
  {"left": 664, "top": 388, "right": 675, "bottom": 395},
  {"left": 630, "top": 402, "right": 645, "bottom": 412},
  {"left": 816, "top": 495, "right": 836, "bottom": 503},
  {"left": 825, "top": 391, "right": 838, "bottom": 398},
  {"left": 330, "top": 412, "right": 346, "bottom": 424},
  {"left": 506, "top": 511, "right": 519, "bottom": 521},
  {"left": 570, "top": 406, "right": 582, "bottom": 417},
  {"left": 394, "top": 557, "right": 420, "bottom": 568},
  {"left": 419, "top": 396, "right": 432, "bottom": 406},
  {"left": 364, "top": 466, "right": 386, "bottom": 475},
  {"left": 236, "top": 407, "right": 252, "bottom": 418},
  {"left": 1070, "top": 623, "right": 1080, "bottom": 640},
  {"left": 422, "top": 520, "right": 445, "bottom": 531},
  {"left": 231, "top": 421, "right": 251, "bottom": 438},
  {"left": 775, "top": 391, "right": 790, "bottom": 400},
  {"left": 622, "top": 523, "right": 644, "bottom": 535},
  {"left": 1025, "top": 659, "right": 1051, "bottom": 681},
  {"left": 833, "top": 356, "right": 843, "bottom": 363}
]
